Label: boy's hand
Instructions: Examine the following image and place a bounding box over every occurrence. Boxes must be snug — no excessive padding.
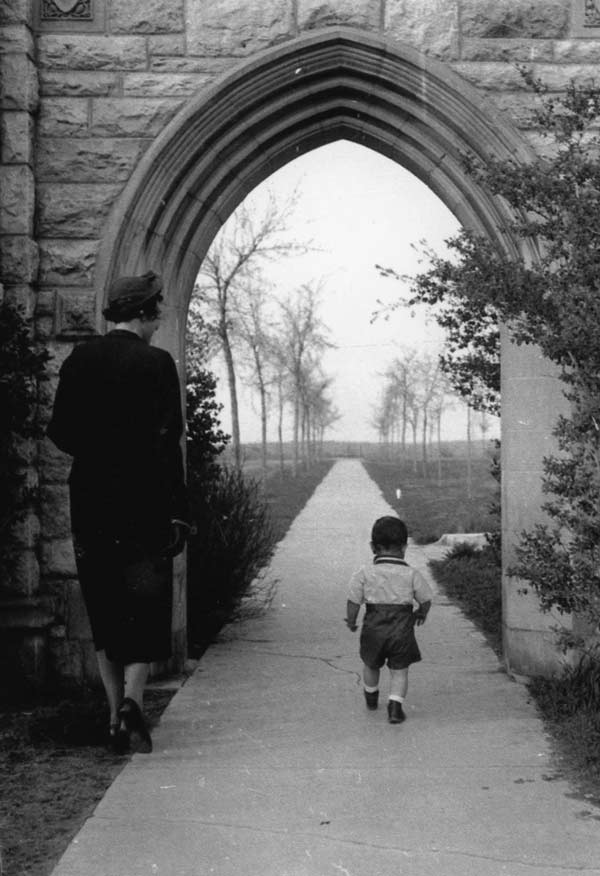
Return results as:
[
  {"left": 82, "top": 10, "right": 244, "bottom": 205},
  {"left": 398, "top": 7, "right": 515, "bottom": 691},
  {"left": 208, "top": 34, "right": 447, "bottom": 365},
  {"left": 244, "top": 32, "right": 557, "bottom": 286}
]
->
[
  {"left": 344, "top": 618, "right": 358, "bottom": 632},
  {"left": 413, "top": 600, "right": 431, "bottom": 626}
]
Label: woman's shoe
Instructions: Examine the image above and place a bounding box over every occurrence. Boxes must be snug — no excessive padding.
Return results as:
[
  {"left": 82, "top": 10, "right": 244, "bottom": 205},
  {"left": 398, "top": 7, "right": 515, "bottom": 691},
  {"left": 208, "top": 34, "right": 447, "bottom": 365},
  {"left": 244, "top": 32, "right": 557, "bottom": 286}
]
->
[
  {"left": 118, "top": 697, "right": 152, "bottom": 754},
  {"left": 108, "top": 723, "right": 130, "bottom": 755}
]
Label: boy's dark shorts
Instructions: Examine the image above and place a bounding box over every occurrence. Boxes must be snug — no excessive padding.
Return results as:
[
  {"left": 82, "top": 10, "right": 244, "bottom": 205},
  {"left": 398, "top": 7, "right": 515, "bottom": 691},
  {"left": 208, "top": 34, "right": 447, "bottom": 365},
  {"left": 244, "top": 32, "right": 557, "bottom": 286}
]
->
[{"left": 360, "top": 603, "right": 421, "bottom": 670}]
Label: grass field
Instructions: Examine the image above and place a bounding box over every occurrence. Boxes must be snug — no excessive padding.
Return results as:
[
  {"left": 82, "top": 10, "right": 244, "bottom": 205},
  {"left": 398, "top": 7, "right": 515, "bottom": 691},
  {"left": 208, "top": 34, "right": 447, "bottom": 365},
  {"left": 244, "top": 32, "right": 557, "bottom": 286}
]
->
[{"left": 362, "top": 454, "right": 499, "bottom": 543}]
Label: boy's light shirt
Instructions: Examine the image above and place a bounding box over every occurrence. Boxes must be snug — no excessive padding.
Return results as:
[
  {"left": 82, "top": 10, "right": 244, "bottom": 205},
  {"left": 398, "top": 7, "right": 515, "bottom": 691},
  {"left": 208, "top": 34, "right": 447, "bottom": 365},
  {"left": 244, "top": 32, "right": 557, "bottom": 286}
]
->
[{"left": 348, "top": 556, "right": 433, "bottom": 606}]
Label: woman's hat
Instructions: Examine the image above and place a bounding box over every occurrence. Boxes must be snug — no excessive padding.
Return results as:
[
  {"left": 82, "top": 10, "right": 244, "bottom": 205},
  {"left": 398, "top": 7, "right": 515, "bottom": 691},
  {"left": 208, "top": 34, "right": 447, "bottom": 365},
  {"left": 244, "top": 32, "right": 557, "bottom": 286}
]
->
[{"left": 103, "top": 271, "right": 163, "bottom": 320}]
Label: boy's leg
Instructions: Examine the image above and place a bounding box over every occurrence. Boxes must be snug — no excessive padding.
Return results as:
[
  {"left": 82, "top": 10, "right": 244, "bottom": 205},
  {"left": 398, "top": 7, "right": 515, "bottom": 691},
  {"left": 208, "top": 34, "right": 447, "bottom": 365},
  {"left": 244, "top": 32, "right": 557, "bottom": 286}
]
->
[
  {"left": 388, "top": 667, "right": 409, "bottom": 724},
  {"left": 389, "top": 667, "right": 408, "bottom": 701},
  {"left": 362, "top": 664, "right": 380, "bottom": 710}
]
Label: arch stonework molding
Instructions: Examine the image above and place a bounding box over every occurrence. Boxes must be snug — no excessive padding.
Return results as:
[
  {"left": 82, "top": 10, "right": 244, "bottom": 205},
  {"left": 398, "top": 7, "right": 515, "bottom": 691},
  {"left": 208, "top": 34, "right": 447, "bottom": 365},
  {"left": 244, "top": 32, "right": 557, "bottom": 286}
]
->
[{"left": 95, "top": 28, "right": 561, "bottom": 679}]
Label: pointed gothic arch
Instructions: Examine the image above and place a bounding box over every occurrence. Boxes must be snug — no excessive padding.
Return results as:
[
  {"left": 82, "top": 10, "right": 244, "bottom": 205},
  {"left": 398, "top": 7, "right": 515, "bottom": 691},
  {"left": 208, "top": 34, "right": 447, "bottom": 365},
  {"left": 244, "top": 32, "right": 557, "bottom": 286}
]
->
[{"left": 94, "top": 27, "right": 556, "bottom": 676}]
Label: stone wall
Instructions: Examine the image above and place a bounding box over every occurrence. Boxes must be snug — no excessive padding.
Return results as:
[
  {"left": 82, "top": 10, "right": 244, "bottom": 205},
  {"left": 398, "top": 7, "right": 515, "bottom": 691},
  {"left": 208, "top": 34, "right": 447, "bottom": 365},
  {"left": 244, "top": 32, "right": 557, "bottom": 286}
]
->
[{"left": 2, "top": 0, "right": 599, "bottom": 685}]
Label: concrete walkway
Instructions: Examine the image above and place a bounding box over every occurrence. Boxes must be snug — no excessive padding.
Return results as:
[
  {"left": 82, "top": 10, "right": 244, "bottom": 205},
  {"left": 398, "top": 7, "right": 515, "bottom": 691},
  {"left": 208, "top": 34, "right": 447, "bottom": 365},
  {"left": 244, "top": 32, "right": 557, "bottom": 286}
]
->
[{"left": 51, "top": 459, "right": 600, "bottom": 876}]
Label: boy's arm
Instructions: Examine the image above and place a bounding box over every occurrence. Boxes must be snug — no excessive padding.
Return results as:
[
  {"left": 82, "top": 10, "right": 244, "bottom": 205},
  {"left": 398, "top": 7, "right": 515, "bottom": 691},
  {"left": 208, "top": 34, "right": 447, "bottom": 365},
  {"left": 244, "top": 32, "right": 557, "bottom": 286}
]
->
[
  {"left": 345, "top": 600, "right": 360, "bottom": 631},
  {"left": 413, "top": 600, "right": 431, "bottom": 626}
]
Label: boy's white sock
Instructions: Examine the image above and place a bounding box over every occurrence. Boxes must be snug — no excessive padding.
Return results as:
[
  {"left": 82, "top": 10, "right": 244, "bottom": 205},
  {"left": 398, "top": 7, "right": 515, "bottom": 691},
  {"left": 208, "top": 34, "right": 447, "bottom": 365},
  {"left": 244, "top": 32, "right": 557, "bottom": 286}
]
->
[
  {"left": 364, "top": 684, "right": 379, "bottom": 693},
  {"left": 388, "top": 694, "right": 404, "bottom": 703}
]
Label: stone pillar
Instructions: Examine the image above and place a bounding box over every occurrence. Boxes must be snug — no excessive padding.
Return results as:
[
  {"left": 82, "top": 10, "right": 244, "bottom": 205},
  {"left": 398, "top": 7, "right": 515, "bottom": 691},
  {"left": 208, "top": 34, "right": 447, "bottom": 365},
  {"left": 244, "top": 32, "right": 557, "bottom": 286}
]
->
[
  {"left": 0, "top": 0, "right": 52, "bottom": 690},
  {"left": 501, "top": 330, "right": 570, "bottom": 677}
]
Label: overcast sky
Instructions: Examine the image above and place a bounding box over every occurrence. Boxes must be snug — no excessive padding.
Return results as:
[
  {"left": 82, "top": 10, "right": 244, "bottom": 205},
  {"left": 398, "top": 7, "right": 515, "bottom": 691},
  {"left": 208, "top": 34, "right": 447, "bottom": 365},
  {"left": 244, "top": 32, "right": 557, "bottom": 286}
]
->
[{"left": 205, "top": 139, "right": 499, "bottom": 443}]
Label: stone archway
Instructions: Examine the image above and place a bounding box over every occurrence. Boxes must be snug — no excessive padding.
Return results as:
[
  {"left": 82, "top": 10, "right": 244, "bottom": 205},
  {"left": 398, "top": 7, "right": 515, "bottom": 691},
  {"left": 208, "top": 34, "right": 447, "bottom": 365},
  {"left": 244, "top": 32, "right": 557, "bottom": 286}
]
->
[{"left": 94, "top": 28, "right": 556, "bottom": 677}]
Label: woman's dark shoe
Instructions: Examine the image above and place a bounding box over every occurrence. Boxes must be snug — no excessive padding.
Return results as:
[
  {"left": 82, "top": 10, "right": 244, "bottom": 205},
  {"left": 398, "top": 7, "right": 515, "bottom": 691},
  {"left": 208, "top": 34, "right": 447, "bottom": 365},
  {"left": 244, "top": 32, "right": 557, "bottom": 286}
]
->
[
  {"left": 118, "top": 697, "right": 152, "bottom": 754},
  {"left": 108, "top": 722, "right": 130, "bottom": 755}
]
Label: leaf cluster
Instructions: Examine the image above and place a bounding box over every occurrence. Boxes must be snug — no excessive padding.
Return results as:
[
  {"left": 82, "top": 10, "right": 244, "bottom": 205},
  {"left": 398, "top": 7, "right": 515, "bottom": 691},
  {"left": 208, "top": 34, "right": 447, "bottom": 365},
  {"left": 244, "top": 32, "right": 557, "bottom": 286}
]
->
[
  {"left": 0, "top": 301, "right": 50, "bottom": 579},
  {"left": 386, "top": 76, "right": 600, "bottom": 627}
]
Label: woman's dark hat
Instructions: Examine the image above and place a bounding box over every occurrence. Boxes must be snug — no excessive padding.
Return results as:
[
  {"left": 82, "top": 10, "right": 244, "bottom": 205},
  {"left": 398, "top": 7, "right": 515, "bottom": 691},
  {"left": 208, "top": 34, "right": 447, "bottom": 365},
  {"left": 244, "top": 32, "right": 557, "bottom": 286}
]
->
[{"left": 103, "top": 271, "right": 163, "bottom": 321}]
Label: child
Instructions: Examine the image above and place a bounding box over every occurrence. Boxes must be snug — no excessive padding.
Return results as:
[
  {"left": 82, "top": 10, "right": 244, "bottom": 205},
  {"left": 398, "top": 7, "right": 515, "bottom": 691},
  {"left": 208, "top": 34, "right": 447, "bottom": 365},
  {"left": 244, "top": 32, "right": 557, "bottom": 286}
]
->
[{"left": 345, "top": 516, "right": 432, "bottom": 723}]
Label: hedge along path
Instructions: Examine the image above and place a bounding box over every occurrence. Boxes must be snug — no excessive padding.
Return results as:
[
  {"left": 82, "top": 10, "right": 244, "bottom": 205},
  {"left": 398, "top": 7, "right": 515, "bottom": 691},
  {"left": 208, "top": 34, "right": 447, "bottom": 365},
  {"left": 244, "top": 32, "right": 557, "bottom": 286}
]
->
[{"left": 50, "top": 459, "right": 600, "bottom": 876}]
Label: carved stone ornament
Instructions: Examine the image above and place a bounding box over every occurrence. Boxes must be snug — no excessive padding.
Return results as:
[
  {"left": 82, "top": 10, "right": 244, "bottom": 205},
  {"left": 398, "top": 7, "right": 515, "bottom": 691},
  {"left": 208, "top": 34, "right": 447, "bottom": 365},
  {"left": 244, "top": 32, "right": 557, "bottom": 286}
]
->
[
  {"left": 41, "top": 0, "right": 93, "bottom": 20},
  {"left": 585, "top": 0, "right": 600, "bottom": 27}
]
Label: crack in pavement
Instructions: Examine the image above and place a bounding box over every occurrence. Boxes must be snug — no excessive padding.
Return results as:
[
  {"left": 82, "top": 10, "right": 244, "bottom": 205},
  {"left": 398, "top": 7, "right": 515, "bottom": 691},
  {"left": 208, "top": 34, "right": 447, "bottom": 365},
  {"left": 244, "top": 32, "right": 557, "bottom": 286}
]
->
[{"left": 93, "top": 814, "right": 600, "bottom": 871}]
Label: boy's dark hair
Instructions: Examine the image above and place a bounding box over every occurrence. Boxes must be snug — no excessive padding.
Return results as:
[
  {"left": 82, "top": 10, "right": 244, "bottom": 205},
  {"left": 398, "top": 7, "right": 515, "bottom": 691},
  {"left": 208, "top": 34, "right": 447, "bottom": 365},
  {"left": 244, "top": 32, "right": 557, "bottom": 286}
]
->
[{"left": 371, "top": 516, "right": 408, "bottom": 549}]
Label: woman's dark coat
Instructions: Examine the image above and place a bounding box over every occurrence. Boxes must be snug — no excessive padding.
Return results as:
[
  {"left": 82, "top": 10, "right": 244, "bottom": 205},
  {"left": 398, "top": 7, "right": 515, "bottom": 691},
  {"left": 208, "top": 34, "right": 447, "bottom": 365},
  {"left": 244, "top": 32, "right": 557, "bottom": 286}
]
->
[{"left": 47, "top": 329, "right": 189, "bottom": 662}]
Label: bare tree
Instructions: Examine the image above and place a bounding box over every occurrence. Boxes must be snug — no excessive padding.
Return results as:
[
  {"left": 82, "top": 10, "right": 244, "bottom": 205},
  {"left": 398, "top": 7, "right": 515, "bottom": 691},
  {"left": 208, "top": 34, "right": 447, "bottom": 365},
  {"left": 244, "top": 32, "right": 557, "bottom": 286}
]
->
[
  {"left": 277, "top": 283, "right": 333, "bottom": 475},
  {"left": 189, "top": 190, "right": 307, "bottom": 467},
  {"left": 235, "top": 281, "right": 278, "bottom": 480}
]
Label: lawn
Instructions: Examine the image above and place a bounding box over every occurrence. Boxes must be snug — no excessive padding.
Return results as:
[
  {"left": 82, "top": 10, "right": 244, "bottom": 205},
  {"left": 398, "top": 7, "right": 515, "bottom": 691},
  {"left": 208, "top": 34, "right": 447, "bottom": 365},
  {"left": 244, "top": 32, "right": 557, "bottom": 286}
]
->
[
  {"left": 0, "top": 457, "right": 335, "bottom": 876},
  {"left": 362, "top": 454, "right": 499, "bottom": 543}
]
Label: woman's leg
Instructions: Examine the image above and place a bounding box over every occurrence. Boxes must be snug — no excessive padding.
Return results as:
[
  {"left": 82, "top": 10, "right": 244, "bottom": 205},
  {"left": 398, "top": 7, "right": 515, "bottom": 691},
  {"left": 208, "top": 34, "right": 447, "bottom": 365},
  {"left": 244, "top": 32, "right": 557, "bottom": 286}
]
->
[
  {"left": 95, "top": 649, "right": 124, "bottom": 724},
  {"left": 124, "top": 662, "right": 150, "bottom": 708}
]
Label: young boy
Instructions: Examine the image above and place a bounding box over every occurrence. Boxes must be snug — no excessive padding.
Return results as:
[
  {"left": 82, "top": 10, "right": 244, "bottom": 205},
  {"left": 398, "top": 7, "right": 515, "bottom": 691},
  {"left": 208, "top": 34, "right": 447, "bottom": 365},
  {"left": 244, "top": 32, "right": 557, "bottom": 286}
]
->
[{"left": 345, "top": 516, "right": 432, "bottom": 723}]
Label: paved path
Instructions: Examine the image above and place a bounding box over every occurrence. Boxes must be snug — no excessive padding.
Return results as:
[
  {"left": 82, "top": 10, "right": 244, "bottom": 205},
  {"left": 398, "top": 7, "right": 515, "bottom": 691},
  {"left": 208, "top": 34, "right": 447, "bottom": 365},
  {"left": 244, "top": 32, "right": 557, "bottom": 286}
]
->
[{"left": 51, "top": 459, "right": 600, "bottom": 876}]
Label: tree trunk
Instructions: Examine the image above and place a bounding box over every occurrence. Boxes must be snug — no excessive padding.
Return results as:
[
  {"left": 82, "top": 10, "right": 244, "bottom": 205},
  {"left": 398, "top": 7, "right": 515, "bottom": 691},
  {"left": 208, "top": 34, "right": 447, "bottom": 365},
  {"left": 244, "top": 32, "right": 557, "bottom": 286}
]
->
[
  {"left": 222, "top": 331, "right": 241, "bottom": 468},
  {"left": 436, "top": 408, "right": 443, "bottom": 488},
  {"left": 466, "top": 404, "right": 473, "bottom": 500},
  {"left": 421, "top": 408, "right": 428, "bottom": 479}
]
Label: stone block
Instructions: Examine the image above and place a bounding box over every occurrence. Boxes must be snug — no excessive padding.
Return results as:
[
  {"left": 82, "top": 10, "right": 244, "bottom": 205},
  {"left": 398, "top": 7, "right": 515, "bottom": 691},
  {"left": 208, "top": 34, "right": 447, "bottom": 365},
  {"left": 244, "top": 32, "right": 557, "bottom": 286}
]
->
[
  {"left": 38, "top": 35, "right": 147, "bottom": 71},
  {"left": 38, "top": 98, "right": 89, "bottom": 138},
  {"left": 37, "top": 137, "right": 149, "bottom": 183},
  {"left": 460, "top": 0, "right": 569, "bottom": 39},
  {"left": 299, "top": 0, "right": 380, "bottom": 31},
  {"left": 40, "top": 71, "right": 121, "bottom": 97},
  {"left": 2, "top": 549, "right": 40, "bottom": 596},
  {"left": 0, "top": 53, "right": 38, "bottom": 111},
  {"left": 11, "top": 511, "right": 41, "bottom": 549},
  {"left": 0, "top": 235, "right": 39, "bottom": 283},
  {"left": 149, "top": 34, "right": 186, "bottom": 56},
  {"left": 49, "top": 638, "right": 83, "bottom": 684},
  {"left": 39, "top": 435, "right": 72, "bottom": 485},
  {"left": 0, "top": 165, "right": 35, "bottom": 235},
  {"left": 385, "top": 0, "right": 459, "bottom": 61},
  {"left": 110, "top": 0, "right": 184, "bottom": 34},
  {"left": 553, "top": 40, "right": 600, "bottom": 63},
  {"left": 530, "top": 63, "right": 600, "bottom": 91},
  {"left": 90, "top": 96, "right": 183, "bottom": 137},
  {"left": 122, "top": 72, "right": 213, "bottom": 97},
  {"left": 37, "top": 183, "right": 122, "bottom": 237},
  {"left": 0, "top": 0, "right": 33, "bottom": 27},
  {"left": 460, "top": 37, "right": 553, "bottom": 62},
  {"left": 55, "top": 287, "right": 97, "bottom": 337},
  {"left": 449, "top": 61, "right": 532, "bottom": 91},
  {"left": 150, "top": 56, "right": 231, "bottom": 75},
  {"left": 0, "top": 24, "right": 34, "bottom": 55},
  {"left": 41, "top": 537, "right": 76, "bottom": 577},
  {"left": 38, "top": 239, "right": 98, "bottom": 286},
  {"left": 491, "top": 92, "right": 545, "bottom": 129},
  {"left": 40, "top": 484, "right": 71, "bottom": 540},
  {"left": 0, "top": 110, "right": 34, "bottom": 163},
  {"left": 186, "top": 0, "right": 292, "bottom": 57},
  {"left": 65, "top": 579, "right": 91, "bottom": 639}
]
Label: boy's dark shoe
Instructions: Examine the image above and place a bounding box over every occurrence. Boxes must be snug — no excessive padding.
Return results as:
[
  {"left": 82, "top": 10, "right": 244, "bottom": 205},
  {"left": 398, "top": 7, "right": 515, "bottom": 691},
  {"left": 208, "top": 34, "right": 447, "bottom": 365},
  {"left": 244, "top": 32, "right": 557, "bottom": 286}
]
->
[
  {"left": 387, "top": 700, "right": 406, "bottom": 724},
  {"left": 364, "top": 689, "right": 379, "bottom": 710}
]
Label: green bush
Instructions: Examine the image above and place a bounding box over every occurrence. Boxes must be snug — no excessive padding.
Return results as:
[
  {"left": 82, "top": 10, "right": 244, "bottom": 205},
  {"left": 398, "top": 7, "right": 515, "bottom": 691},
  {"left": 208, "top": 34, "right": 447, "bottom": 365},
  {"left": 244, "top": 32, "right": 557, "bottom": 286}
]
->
[
  {"left": 187, "top": 466, "right": 275, "bottom": 655},
  {"left": 0, "top": 300, "right": 49, "bottom": 584}
]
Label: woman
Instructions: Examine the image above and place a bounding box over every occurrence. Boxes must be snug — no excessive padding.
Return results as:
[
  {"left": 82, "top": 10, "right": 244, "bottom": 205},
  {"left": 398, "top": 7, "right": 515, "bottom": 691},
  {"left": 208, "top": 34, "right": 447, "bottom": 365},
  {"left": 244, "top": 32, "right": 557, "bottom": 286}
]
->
[{"left": 47, "top": 271, "right": 190, "bottom": 753}]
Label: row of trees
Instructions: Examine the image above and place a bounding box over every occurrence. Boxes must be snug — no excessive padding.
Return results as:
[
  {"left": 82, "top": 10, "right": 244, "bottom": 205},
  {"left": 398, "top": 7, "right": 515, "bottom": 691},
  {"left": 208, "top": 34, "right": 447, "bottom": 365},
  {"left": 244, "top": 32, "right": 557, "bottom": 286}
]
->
[
  {"left": 372, "top": 348, "right": 494, "bottom": 488},
  {"left": 187, "top": 194, "right": 338, "bottom": 477}
]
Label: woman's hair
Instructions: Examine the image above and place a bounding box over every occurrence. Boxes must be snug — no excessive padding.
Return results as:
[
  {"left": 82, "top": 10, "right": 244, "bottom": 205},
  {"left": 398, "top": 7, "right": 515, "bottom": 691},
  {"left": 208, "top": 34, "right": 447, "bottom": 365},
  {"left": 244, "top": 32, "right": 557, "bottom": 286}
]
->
[{"left": 371, "top": 516, "right": 408, "bottom": 549}]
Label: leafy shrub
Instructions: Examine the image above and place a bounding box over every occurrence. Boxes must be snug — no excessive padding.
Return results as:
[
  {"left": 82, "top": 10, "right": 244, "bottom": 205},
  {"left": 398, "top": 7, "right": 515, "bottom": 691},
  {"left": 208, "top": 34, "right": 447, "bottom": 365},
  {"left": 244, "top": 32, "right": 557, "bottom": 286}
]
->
[
  {"left": 0, "top": 300, "right": 49, "bottom": 584},
  {"left": 187, "top": 466, "right": 275, "bottom": 655}
]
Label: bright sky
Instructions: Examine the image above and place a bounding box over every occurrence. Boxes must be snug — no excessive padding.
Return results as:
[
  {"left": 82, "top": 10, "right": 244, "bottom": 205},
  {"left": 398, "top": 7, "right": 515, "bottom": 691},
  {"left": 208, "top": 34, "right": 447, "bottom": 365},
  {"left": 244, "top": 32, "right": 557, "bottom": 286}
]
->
[{"left": 205, "top": 139, "right": 499, "bottom": 443}]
